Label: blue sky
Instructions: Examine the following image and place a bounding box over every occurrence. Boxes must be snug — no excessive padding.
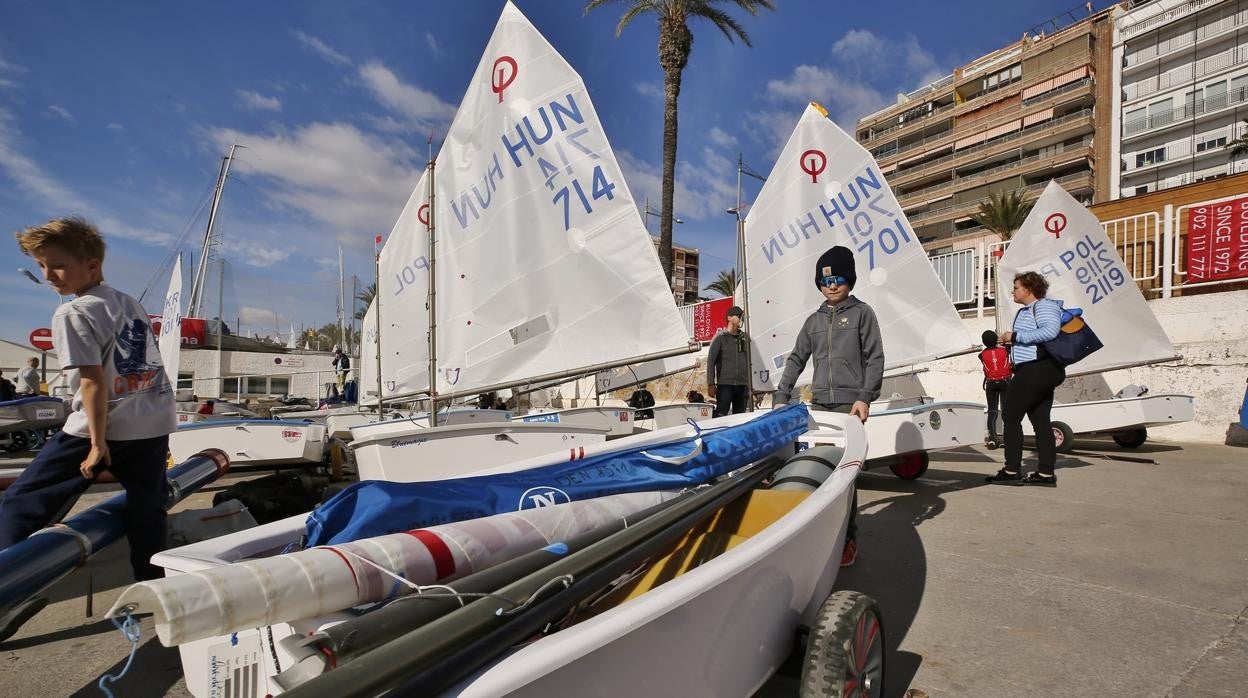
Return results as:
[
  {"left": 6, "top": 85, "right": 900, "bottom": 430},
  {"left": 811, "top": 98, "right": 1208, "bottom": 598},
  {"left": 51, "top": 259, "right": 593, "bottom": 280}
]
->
[{"left": 0, "top": 0, "right": 1103, "bottom": 346}]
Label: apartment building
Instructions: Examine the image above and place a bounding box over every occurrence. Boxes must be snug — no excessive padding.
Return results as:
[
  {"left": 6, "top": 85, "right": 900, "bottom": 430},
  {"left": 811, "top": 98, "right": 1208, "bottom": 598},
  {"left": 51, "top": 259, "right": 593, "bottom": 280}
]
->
[
  {"left": 1112, "top": 0, "right": 1248, "bottom": 198},
  {"left": 651, "top": 236, "right": 701, "bottom": 305},
  {"left": 856, "top": 7, "right": 1116, "bottom": 253}
]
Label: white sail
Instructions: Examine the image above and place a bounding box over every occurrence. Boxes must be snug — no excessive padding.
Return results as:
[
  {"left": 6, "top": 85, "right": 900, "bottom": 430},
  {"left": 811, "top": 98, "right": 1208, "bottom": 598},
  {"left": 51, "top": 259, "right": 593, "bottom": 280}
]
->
[
  {"left": 997, "top": 181, "right": 1176, "bottom": 375},
  {"left": 287, "top": 322, "right": 297, "bottom": 350},
  {"left": 158, "top": 255, "right": 183, "bottom": 388},
  {"left": 428, "top": 2, "right": 690, "bottom": 397},
  {"left": 595, "top": 353, "right": 702, "bottom": 394},
  {"left": 742, "top": 103, "right": 973, "bottom": 392}
]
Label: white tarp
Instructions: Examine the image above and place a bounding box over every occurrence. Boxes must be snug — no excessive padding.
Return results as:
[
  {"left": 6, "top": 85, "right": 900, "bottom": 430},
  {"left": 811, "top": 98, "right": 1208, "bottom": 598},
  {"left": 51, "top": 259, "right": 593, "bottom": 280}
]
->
[
  {"left": 997, "top": 181, "right": 1176, "bottom": 376},
  {"left": 742, "top": 103, "right": 973, "bottom": 392},
  {"left": 158, "top": 255, "right": 183, "bottom": 387},
  {"left": 429, "top": 2, "right": 690, "bottom": 397},
  {"left": 110, "top": 489, "right": 677, "bottom": 647}
]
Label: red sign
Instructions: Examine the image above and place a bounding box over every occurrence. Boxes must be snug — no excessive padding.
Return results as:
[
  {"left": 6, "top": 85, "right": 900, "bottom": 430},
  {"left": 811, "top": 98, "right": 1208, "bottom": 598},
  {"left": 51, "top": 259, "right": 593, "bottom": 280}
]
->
[
  {"left": 692, "top": 297, "right": 734, "bottom": 342},
  {"left": 1187, "top": 198, "right": 1248, "bottom": 283},
  {"left": 150, "top": 317, "right": 209, "bottom": 346},
  {"left": 29, "top": 328, "right": 53, "bottom": 351}
]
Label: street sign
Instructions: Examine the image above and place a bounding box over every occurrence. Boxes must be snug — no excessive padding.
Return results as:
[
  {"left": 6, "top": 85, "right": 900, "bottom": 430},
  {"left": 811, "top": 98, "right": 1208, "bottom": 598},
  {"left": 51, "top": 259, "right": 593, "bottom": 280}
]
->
[{"left": 29, "top": 328, "right": 53, "bottom": 351}]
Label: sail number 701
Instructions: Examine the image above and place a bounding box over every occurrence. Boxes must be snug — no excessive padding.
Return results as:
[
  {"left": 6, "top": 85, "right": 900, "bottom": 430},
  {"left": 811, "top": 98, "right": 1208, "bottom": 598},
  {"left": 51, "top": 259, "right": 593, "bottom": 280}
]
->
[{"left": 554, "top": 165, "right": 616, "bottom": 230}]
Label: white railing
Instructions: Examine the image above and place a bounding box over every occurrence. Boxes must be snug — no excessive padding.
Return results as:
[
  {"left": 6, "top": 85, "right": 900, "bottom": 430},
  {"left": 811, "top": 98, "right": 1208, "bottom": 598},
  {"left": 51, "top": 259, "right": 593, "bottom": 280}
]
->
[
  {"left": 930, "top": 248, "right": 979, "bottom": 304},
  {"left": 1121, "top": 0, "right": 1228, "bottom": 39}
]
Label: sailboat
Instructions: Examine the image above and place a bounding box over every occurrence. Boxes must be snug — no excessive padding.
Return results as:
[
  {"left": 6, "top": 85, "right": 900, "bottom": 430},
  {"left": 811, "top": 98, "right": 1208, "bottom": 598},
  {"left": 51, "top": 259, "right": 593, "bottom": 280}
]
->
[
  {"left": 741, "top": 102, "right": 986, "bottom": 478},
  {"left": 346, "top": 0, "right": 697, "bottom": 483},
  {"left": 997, "top": 181, "right": 1194, "bottom": 451}
]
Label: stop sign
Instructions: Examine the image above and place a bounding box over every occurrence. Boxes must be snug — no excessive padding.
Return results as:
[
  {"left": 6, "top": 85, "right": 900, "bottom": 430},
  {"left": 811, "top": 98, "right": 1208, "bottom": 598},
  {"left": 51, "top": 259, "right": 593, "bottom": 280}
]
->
[{"left": 29, "top": 328, "right": 53, "bottom": 351}]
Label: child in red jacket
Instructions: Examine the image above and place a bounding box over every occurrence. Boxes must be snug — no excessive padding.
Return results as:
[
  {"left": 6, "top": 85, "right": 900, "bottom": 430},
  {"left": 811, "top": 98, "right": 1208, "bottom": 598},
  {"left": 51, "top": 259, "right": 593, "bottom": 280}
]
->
[{"left": 978, "top": 330, "right": 1012, "bottom": 449}]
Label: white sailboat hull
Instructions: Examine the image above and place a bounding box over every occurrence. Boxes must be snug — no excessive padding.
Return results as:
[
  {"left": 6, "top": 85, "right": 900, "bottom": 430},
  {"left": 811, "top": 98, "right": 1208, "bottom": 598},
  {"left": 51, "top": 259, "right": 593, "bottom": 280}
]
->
[
  {"left": 325, "top": 408, "right": 509, "bottom": 441},
  {"left": 513, "top": 406, "right": 635, "bottom": 437},
  {"left": 0, "top": 397, "right": 67, "bottom": 432},
  {"left": 350, "top": 421, "right": 608, "bottom": 483},
  {"left": 451, "top": 415, "right": 866, "bottom": 698},
  {"left": 170, "top": 420, "right": 327, "bottom": 467},
  {"left": 648, "top": 403, "right": 715, "bottom": 429},
  {"left": 1023, "top": 394, "right": 1195, "bottom": 436}
]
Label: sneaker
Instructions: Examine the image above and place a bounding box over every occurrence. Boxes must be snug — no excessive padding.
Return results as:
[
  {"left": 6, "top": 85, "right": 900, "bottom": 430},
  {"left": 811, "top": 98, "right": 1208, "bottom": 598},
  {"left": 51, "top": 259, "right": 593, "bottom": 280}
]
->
[
  {"left": 840, "top": 538, "right": 858, "bottom": 567},
  {"left": 985, "top": 468, "right": 1022, "bottom": 485},
  {"left": 1022, "top": 472, "right": 1057, "bottom": 487},
  {"left": 985, "top": 438, "right": 999, "bottom": 450}
]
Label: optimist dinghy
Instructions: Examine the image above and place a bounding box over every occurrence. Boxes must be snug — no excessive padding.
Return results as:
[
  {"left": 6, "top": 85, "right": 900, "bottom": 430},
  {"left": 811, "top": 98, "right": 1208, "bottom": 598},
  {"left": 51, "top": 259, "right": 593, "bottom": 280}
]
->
[{"left": 0, "top": 396, "right": 67, "bottom": 452}]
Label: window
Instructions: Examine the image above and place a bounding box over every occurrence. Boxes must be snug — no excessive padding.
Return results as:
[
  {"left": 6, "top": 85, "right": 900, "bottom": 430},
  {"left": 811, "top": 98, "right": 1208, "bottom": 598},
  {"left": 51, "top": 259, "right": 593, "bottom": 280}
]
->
[
  {"left": 1232, "top": 74, "right": 1248, "bottom": 102},
  {"left": 270, "top": 377, "right": 290, "bottom": 395},
  {"left": 246, "top": 377, "right": 268, "bottom": 395},
  {"left": 1196, "top": 136, "right": 1228, "bottom": 152},
  {"left": 1148, "top": 99, "right": 1173, "bottom": 128},
  {"left": 1125, "top": 107, "right": 1148, "bottom": 134},
  {"left": 1185, "top": 89, "right": 1202, "bottom": 117},
  {"left": 1134, "top": 185, "right": 1151, "bottom": 196},
  {"left": 1206, "top": 80, "right": 1228, "bottom": 110},
  {"left": 1135, "top": 147, "right": 1165, "bottom": 168}
]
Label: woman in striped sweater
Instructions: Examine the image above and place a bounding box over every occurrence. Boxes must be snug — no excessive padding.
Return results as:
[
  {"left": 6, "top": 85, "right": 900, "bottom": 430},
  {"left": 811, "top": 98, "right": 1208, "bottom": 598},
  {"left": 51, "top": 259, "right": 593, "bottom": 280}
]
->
[{"left": 986, "top": 271, "right": 1065, "bottom": 487}]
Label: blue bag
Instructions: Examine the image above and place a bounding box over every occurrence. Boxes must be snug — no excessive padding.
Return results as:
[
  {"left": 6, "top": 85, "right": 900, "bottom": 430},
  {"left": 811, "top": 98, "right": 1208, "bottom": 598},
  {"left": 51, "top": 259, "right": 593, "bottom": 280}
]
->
[{"left": 1035, "top": 304, "right": 1103, "bottom": 367}]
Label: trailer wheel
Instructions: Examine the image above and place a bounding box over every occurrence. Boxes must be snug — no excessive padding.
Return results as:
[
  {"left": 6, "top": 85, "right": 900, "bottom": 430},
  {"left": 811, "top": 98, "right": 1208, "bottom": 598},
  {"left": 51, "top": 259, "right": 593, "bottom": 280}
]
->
[
  {"left": 801, "top": 590, "right": 885, "bottom": 698},
  {"left": 888, "top": 452, "right": 929, "bottom": 480},
  {"left": 1052, "top": 422, "right": 1075, "bottom": 454},
  {"left": 1112, "top": 428, "right": 1147, "bottom": 449},
  {"left": 7, "top": 430, "right": 30, "bottom": 453}
]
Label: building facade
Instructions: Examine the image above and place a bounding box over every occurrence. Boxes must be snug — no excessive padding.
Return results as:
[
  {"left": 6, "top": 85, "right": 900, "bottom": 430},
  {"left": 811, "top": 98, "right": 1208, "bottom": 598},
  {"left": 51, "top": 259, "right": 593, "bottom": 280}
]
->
[
  {"left": 856, "top": 7, "right": 1116, "bottom": 254},
  {"left": 1112, "top": 0, "right": 1248, "bottom": 199},
  {"left": 651, "top": 236, "right": 701, "bottom": 304}
]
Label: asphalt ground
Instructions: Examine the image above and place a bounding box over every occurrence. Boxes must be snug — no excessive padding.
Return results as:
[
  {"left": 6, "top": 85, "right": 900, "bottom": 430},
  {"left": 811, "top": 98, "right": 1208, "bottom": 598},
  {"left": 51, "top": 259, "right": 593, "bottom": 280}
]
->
[{"left": 1, "top": 437, "right": 1245, "bottom": 697}]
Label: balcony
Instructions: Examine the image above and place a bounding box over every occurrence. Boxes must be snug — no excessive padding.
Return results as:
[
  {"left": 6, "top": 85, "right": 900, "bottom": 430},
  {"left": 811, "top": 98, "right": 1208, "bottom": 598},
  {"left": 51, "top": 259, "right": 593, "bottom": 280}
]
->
[
  {"left": 888, "top": 108, "right": 1095, "bottom": 188},
  {"left": 1123, "top": 5, "right": 1247, "bottom": 75},
  {"left": 1124, "top": 43, "right": 1248, "bottom": 102},
  {"left": 895, "top": 139, "right": 1094, "bottom": 207},
  {"left": 904, "top": 172, "right": 1094, "bottom": 228},
  {"left": 1124, "top": 86, "right": 1248, "bottom": 139},
  {"left": 1120, "top": 0, "right": 1227, "bottom": 40}
]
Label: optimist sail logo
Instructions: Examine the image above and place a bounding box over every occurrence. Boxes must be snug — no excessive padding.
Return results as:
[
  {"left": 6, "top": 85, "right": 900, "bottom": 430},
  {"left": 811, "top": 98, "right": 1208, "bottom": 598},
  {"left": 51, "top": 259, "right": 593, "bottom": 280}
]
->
[
  {"left": 518, "top": 486, "right": 571, "bottom": 510},
  {"left": 492, "top": 56, "right": 518, "bottom": 102},
  {"left": 800, "top": 149, "right": 827, "bottom": 183}
]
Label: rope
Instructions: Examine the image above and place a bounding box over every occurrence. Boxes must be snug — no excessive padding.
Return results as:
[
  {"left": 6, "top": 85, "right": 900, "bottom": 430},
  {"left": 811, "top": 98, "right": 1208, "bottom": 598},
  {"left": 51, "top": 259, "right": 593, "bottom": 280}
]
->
[
  {"left": 97, "top": 610, "right": 141, "bottom": 697},
  {"left": 640, "top": 419, "right": 707, "bottom": 465},
  {"left": 331, "top": 547, "right": 554, "bottom": 611}
]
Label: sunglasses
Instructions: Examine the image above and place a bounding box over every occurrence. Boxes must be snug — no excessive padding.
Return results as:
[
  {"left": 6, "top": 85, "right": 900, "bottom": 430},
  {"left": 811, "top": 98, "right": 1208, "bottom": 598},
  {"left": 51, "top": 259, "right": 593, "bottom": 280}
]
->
[{"left": 820, "top": 275, "right": 848, "bottom": 288}]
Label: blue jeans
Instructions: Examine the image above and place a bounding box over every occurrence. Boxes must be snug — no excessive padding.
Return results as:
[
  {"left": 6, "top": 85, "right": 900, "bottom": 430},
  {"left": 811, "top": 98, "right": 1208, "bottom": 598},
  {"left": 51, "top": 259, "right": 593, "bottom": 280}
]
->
[{"left": 0, "top": 431, "right": 170, "bottom": 580}]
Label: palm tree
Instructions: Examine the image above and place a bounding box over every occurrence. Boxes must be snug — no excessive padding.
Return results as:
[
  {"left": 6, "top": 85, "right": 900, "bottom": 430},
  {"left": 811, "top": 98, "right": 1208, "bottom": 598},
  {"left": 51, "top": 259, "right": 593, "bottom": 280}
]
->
[
  {"left": 703, "top": 268, "right": 737, "bottom": 298},
  {"left": 1227, "top": 119, "right": 1248, "bottom": 159},
  {"left": 354, "top": 282, "right": 377, "bottom": 321},
  {"left": 586, "top": 0, "right": 776, "bottom": 283},
  {"left": 973, "top": 189, "right": 1034, "bottom": 241}
]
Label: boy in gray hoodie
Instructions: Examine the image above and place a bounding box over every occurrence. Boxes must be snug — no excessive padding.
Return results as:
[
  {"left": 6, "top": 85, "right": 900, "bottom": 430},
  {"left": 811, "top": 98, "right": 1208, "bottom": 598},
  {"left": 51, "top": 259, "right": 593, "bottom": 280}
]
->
[{"left": 773, "top": 245, "right": 884, "bottom": 566}]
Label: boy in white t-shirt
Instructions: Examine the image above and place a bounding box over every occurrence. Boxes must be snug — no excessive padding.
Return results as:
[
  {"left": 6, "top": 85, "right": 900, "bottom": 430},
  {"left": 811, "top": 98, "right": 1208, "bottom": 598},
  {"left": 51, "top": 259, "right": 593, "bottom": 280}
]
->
[{"left": 0, "top": 217, "right": 176, "bottom": 581}]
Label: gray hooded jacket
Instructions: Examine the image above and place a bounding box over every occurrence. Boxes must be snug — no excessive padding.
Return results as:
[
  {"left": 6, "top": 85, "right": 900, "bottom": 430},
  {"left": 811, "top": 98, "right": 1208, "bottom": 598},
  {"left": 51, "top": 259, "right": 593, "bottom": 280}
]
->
[{"left": 773, "top": 296, "right": 885, "bottom": 406}]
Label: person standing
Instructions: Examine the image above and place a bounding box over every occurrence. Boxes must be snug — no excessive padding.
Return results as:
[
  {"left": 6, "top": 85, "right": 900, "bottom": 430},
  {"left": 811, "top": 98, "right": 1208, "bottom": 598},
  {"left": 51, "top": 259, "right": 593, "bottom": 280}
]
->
[
  {"left": 15, "top": 357, "right": 40, "bottom": 397},
  {"left": 773, "top": 246, "right": 884, "bottom": 567},
  {"left": 978, "top": 330, "right": 1012, "bottom": 449},
  {"left": 332, "top": 347, "right": 351, "bottom": 390},
  {"left": 0, "top": 371, "right": 15, "bottom": 402},
  {"left": 0, "top": 217, "right": 176, "bottom": 581},
  {"left": 627, "top": 383, "right": 655, "bottom": 420},
  {"left": 707, "top": 306, "right": 752, "bottom": 416},
  {"left": 986, "top": 271, "right": 1064, "bottom": 487}
]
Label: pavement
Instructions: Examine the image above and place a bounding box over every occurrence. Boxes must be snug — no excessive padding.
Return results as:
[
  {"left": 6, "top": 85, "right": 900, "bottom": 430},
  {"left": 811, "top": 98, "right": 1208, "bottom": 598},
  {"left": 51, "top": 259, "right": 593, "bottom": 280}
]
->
[{"left": 1, "top": 438, "right": 1246, "bottom": 697}]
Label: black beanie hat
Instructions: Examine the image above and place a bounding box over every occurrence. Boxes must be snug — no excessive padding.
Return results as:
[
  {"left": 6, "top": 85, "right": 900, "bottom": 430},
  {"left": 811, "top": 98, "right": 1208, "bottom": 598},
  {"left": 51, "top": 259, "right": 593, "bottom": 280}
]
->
[
  {"left": 981, "top": 330, "right": 998, "bottom": 347},
  {"left": 815, "top": 246, "right": 857, "bottom": 290}
]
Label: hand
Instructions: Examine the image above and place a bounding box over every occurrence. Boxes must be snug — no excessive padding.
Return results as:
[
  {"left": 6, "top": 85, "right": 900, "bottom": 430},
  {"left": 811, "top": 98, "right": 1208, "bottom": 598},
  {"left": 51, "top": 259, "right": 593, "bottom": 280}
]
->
[
  {"left": 850, "top": 401, "right": 870, "bottom": 423},
  {"left": 999, "top": 330, "right": 1014, "bottom": 344},
  {"left": 707, "top": 385, "right": 717, "bottom": 399},
  {"left": 80, "top": 442, "right": 111, "bottom": 479}
]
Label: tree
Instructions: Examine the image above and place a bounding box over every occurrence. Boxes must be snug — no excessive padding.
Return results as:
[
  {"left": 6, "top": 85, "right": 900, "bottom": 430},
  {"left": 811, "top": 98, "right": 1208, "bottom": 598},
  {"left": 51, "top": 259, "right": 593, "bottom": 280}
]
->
[
  {"left": 973, "top": 189, "right": 1034, "bottom": 241},
  {"left": 703, "top": 268, "right": 737, "bottom": 298},
  {"left": 354, "top": 282, "right": 377, "bottom": 321},
  {"left": 586, "top": 0, "right": 775, "bottom": 283},
  {"left": 1227, "top": 119, "right": 1248, "bottom": 160}
]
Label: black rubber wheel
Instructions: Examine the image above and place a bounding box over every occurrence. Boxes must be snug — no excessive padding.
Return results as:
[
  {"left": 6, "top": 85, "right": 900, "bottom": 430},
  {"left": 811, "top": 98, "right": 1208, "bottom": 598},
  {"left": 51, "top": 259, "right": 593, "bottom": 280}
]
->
[
  {"left": 888, "top": 451, "right": 929, "bottom": 480},
  {"left": 1052, "top": 421, "right": 1075, "bottom": 454},
  {"left": 1112, "top": 428, "right": 1147, "bottom": 449},
  {"left": 7, "top": 430, "right": 30, "bottom": 453},
  {"left": 800, "top": 590, "right": 885, "bottom": 698},
  {"left": 26, "top": 430, "right": 44, "bottom": 450}
]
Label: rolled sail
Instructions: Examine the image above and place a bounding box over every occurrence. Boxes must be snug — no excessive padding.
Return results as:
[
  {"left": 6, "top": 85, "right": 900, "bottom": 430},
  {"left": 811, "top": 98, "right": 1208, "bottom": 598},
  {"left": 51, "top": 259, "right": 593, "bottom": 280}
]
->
[{"left": 109, "top": 489, "right": 678, "bottom": 647}]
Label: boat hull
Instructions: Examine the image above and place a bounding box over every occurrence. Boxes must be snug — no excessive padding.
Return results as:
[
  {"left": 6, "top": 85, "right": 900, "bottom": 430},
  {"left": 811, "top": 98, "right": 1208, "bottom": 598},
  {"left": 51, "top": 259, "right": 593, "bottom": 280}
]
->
[
  {"left": 0, "top": 397, "right": 67, "bottom": 432},
  {"left": 649, "top": 403, "right": 714, "bottom": 429},
  {"left": 513, "top": 406, "right": 634, "bottom": 437},
  {"left": 1022, "top": 394, "right": 1195, "bottom": 436},
  {"left": 170, "top": 420, "right": 327, "bottom": 467}
]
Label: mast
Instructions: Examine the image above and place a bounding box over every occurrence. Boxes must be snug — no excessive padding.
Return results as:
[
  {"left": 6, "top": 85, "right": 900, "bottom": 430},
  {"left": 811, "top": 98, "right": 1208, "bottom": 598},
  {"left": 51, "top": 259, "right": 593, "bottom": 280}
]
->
[
  {"left": 375, "top": 247, "right": 383, "bottom": 413},
  {"left": 216, "top": 259, "right": 225, "bottom": 399},
  {"left": 188, "top": 144, "right": 241, "bottom": 318},
  {"left": 425, "top": 137, "right": 439, "bottom": 427},
  {"left": 735, "top": 153, "right": 766, "bottom": 408},
  {"left": 337, "top": 244, "right": 346, "bottom": 353}
]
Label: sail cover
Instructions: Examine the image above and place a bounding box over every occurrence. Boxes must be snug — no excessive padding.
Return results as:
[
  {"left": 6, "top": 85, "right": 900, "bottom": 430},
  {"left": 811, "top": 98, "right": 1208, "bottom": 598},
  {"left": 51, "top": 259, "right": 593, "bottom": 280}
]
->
[
  {"left": 110, "top": 490, "right": 677, "bottom": 647},
  {"left": 428, "top": 2, "right": 690, "bottom": 396},
  {"left": 742, "top": 103, "right": 973, "bottom": 392},
  {"left": 997, "top": 181, "right": 1176, "bottom": 376}
]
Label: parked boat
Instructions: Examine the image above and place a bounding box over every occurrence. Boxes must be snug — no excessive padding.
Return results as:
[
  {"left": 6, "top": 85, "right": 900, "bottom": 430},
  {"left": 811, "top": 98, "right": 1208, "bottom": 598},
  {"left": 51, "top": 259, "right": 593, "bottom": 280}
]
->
[
  {"left": 0, "top": 396, "right": 67, "bottom": 452},
  {"left": 170, "top": 420, "right": 326, "bottom": 468},
  {"left": 514, "top": 405, "right": 636, "bottom": 437},
  {"left": 997, "top": 181, "right": 1193, "bottom": 451}
]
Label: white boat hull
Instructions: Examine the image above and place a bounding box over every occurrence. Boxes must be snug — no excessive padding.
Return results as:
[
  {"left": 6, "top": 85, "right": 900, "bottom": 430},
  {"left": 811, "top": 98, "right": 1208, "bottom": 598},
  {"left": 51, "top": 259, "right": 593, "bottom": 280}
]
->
[
  {"left": 0, "top": 397, "right": 67, "bottom": 432},
  {"left": 1022, "top": 394, "right": 1195, "bottom": 436},
  {"left": 170, "top": 420, "right": 327, "bottom": 467},
  {"left": 648, "top": 403, "right": 714, "bottom": 429},
  {"left": 513, "top": 406, "right": 634, "bottom": 437}
]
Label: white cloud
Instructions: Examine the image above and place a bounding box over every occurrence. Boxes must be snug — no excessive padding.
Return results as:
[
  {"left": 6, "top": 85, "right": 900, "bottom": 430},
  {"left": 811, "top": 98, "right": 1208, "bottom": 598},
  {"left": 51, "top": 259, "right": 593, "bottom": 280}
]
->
[
  {"left": 236, "top": 89, "right": 282, "bottom": 112},
  {"left": 0, "top": 108, "right": 172, "bottom": 245},
  {"left": 47, "top": 105, "right": 73, "bottom": 121},
  {"left": 292, "top": 30, "right": 351, "bottom": 67},
  {"left": 358, "top": 62, "right": 457, "bottom": 128},
  {"left": 0, "top": 78, "right": 16, "bottom": 90},
  {"left": 107, "top": 122, "right": 125, "bottom": 132},
  {"left": 708, "top": 127, "right": 737, "bottom": 148},
  {"left": 238, "top": 306, "right": 280, "bottom": 327},
  {"left": 206, "top": 121, "right": 421, "bottom": 235},
  {"left": 425, "top": 32, "right": 443, "bottom": 57},
  {"left": 616, "top": 145, "right": 737, "bottom": 223},
  {"left": 634, "top": 82, "right": 663, "bottom": 100},
  {"left": 221, "top": 238, "right": 290, "bottom": 268}
]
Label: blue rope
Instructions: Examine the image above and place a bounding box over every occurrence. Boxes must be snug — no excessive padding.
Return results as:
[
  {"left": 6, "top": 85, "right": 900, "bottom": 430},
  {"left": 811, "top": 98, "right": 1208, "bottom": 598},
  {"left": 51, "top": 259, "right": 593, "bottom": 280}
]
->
[{"left": 98, "top": 612, "right": 141, "bottom": 698}]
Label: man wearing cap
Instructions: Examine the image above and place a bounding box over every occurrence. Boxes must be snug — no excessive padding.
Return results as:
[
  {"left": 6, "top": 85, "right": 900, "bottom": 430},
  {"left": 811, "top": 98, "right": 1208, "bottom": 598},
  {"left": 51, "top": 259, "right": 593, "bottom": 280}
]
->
[
  {"left": 707, "top": 305, "right": 752, "bottom": 416},
  {"left": 773, "top": 245, "right": 884, "bottom": 567}
]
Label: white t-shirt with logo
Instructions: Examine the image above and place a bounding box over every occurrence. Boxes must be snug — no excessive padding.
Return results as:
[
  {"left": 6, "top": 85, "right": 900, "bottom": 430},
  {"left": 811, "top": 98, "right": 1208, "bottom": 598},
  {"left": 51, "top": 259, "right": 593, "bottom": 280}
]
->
[{"left": 52, "top": 283, "right": 177, "bottom": 440}]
